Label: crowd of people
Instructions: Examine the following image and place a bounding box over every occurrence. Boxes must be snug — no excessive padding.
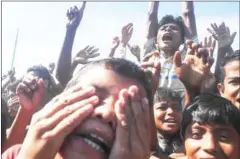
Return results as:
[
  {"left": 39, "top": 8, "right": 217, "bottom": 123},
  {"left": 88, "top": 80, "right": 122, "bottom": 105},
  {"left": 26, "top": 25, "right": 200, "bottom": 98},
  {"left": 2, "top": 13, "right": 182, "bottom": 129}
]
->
[{"left": 1, "top": 2, "right": 240, "bottom": 159}]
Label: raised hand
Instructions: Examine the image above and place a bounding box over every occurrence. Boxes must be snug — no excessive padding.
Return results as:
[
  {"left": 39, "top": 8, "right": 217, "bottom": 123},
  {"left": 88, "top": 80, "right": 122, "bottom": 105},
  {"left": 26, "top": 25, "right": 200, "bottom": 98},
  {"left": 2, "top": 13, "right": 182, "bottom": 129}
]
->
[
  {"left": 48, "top": 62, "right": 55, "bottom": 74},
  {"left": 73, "top": 45, "right": 100, "bottom": 65},
  {"left": 129, "top": 44, "right": 141, "bottom": 61},
  {"left": 66, "top": 2, "right": 86, "bottom": 30},
  {"left": 16, "top": 74, "right": 45, "bottom": 111},
  {"left": 173, "top": 41, "right": 215, "bottom": 90},
  {"left": 207, "top": 22, "right": 237, "bottom": 49},
  {"left": 200, "top": 36, "right": 216, "bottom": 52},
  {"left": 109, "top": 86, "right": 151, "bottom": 159},
  {"left": 121, "top": 23, "right": 134, "bottom": 47},
  {"left": 111, "top": 36, "right": 120, "bottom": 50},
  {"left": 17, "top": 85, "right": 99, "bottom": 159},
  {"left": 141, "top": 52, "right": 161, "bottom": 95}
]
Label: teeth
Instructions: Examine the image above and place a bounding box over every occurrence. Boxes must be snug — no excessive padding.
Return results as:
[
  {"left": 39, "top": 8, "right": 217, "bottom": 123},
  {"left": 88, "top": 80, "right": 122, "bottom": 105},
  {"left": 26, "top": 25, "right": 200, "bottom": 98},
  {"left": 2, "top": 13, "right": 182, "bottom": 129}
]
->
[
  {"left": 84, "top": 138, "right": 104, "bottom": 153},
  {"left": 89, "top": 133, "right": 107, "bottom": 146}
]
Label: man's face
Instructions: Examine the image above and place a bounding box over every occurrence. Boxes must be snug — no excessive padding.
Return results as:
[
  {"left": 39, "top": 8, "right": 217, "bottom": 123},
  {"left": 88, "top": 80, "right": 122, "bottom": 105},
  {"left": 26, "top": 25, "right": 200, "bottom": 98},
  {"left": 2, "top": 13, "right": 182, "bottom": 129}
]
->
[
  {"left": 157, "top": 23, "right": 182, "bottom": 53},
  {"left": 185, "top": 122, "right": 240, "bottom": 159},
  {"left": 59, "top": 66, "right": 155, "bottom": 159},
  {"left": 153, "top": 98, "right": 182, "bottom": 135},
  {"left": 218, "top": 60, "right": 240, "bottom": 109}
]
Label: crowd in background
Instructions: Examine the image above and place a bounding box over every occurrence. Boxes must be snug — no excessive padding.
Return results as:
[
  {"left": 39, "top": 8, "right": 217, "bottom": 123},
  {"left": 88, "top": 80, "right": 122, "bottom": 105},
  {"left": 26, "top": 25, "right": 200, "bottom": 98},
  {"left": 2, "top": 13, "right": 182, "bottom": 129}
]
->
[{"left": 1, "top": 2, "right": 240, "bottom": 159}]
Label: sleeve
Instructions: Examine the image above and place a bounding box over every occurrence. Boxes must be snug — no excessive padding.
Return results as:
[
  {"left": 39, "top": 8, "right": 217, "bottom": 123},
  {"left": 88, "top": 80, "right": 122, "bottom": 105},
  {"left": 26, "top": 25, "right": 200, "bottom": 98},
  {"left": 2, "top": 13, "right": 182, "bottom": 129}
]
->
[{"left": 143, "top": 37, "right": 158, "bottom": 56}]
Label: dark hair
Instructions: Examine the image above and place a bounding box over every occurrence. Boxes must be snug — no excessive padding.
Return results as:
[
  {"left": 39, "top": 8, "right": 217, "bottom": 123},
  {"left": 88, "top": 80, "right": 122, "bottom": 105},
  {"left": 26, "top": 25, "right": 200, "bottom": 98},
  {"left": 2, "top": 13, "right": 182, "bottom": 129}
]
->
[
  {"left": 65, "top": 58, "right": 153, "bottom": 106},
  {"left": 154, "top": 87, "right": 182, "bottom": 103},
  {"left": 219, "top": 50, "right": 240, "bottom": 85},
  {"left": 158, "top": 15, "right": 185, "bottom": 43},
  {"left": 181, "top": 93, "right": 240, "bottom": 139},
  {"left": 27, "top": 64, "right": 51, "bottom": 82}
]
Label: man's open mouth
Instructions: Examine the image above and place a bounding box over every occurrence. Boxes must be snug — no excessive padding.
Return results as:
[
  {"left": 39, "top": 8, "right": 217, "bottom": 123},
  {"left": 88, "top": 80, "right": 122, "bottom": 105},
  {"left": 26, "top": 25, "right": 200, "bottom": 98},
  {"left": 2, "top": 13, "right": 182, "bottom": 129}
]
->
[
  {"left": 162, "top": 34, "right": 173, "bottom": 41},
  {"left": 75, "top": 133, "right": 110, "bottom": 154}
]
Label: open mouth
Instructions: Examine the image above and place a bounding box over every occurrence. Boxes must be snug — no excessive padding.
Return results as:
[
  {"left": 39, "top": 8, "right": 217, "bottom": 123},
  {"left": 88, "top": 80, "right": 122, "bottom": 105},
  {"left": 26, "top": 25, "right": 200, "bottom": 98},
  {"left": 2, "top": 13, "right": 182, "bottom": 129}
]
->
[
  {"left": 162, "top": 34, "right": 172, "bottom": 41},
  {"left": 75, "top": 133, "right": 110, "bottom": 154},
  {"left": 164, "top": 119, "right": 177, "bottom": 123}
]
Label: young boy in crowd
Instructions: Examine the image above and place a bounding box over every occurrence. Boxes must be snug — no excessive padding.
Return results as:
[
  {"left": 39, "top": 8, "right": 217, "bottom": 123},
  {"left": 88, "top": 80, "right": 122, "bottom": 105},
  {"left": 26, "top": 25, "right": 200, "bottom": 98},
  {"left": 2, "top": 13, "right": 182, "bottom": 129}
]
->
[
  {"left": 144, "top": 2, "right": 198, "bottom": 95},
  {"left": 152, "top": 87, "right": 183, "bottom": 156},
  {"left": 2, "top": 58, "right": 157, "bottom": 159},
  {"left": 218, "top": 50, "right": 240, "bottom": 109},
  {"left": 180, "top": 93, "right": 240, "bottom": 159}
]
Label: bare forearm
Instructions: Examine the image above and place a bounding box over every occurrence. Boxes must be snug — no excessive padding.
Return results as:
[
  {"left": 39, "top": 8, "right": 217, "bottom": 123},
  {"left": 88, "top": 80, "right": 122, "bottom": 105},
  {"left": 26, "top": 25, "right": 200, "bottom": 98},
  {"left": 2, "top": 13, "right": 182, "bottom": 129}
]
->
[
  {"left": 215, "top": 46, "right": 233, "bottom": 83},
  {"left": 184, "top": 87, "right": 200, "bottom": 106},
  {"left": 3, "top": 107, "right": 34, "bottom": 151},
  {"left": 109, "top": 48, "right": 117, "bottom": 58},
  {"left": 56, "top": 28, "right": 77, "bottom": 87},
  {"left": 146, "top": 1, "right": 159, "bottom": 39},
  {"left": 182, "top": 1, "right": 197, "bottom": 39}
]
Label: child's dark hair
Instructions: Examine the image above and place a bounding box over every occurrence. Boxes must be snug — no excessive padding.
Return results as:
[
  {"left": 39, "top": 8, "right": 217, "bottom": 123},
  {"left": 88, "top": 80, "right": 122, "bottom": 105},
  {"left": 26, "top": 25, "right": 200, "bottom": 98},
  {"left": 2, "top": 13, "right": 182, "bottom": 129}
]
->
[
  {"left": 27, "top": 64, "right": 51, "bottom": 82},
  {"left": 154, "top": 87, "right": 182, "bottom": 104},
  {"left": 181, "top": 93, "right": 240, "bottom": 139},
  {"left": 219, "top": 50, "right": 240, "bottom": 86},
  {"left": 158, "top": 15, "right": 185, "bottom": 43},
  {"left": 65, "top": 58, "right": 153, "bottom": 107}
]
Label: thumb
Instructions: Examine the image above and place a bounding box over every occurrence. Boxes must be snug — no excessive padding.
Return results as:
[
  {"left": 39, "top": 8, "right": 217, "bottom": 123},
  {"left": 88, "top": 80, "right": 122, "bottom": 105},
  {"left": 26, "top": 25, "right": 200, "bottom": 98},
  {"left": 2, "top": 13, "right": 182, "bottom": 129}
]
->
[
  {"left": 230, "top": 32, "right": 237, "bottom": 43},
  {"left": 153, "top": 60, "right": 161, "bottom": 77},
  {"left": 18, "top": 93, "right": 32, "bottom": 110},
  {"left": 173, "top": 51, "right": 182, "bottom": 68}
]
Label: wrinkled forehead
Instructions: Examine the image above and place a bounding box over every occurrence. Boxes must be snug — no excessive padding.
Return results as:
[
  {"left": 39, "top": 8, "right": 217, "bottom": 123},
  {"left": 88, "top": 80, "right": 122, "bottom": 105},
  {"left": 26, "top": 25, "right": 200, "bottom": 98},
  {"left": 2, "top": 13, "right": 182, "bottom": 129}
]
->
[
  {"left": 224, "top": 60, "right": 240, "bottom": 77},
  {"left": 69, "top": 66, "right": 147, "bottom": 97}
]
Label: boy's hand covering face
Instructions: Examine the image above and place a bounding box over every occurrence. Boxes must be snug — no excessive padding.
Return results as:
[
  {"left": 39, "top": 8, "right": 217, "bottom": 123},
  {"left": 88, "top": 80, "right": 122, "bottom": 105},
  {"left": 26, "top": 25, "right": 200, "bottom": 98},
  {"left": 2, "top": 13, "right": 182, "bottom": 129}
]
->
[
  {"left": 16, "top": 74, "right": 45, "bottom": 111},
  {"left": 109, "top": 85, "right": 151, "bottom": 159},
  {"left": 17, "top": 84, "right": 99, "bottom": 159},
  {"left": 17, "top": 83, "right": 152, "bottom": 159}
]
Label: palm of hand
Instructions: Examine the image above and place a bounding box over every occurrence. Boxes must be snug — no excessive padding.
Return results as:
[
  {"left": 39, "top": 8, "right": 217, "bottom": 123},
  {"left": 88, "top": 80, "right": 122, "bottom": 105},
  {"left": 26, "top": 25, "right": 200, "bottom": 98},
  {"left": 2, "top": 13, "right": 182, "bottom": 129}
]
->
[
  {"left": 121, "top": 23, "right": 133, "bottom": 45},
  {"left": 218, "top": 35, "right": 232, "bottom": 48},
  {"left": 67, "top": 14, "right": 80, "bottom": 28},
  {"left": 176, "top": 54, "right": 209, "bottom": 88},
  {"left": 66, "top": 3, "right": 86, "bottom": 30},
  {"left": 131, "top": 46, "right": 140, "bottom": 57},
  {"left": 73, "top": 50, "right": 88, "bottom": 64},
  {"left": 73, "top": 46, "right": 99, "bottom": 65}
]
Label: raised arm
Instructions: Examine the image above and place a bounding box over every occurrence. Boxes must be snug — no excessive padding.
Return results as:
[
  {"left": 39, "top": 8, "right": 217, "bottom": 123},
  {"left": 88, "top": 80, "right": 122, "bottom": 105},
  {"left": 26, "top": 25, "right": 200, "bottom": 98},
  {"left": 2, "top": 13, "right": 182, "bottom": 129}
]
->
[
  {"left": 181, "top": 2, "right": 197, "bottom": 40},
  {"left": 173, "top": 41, "right": 216, "bottom": 105},
  {"left": 56, "top": 2, "right": 86, "bottom": 88},
  {"left": 2, "top": 76, "right": 44, "bottom": 152},
  {"left": 207, "top": 22, "right": 236, "bottom": 83},
  {"left": 146, "top": 2, "right": 159, "bottom": 39},
  {"left": 71, "top": 45, "right": 100, "bottom": 75},
  {"left": 109, "top": 36, "right": 120, "bottom": 58}
]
